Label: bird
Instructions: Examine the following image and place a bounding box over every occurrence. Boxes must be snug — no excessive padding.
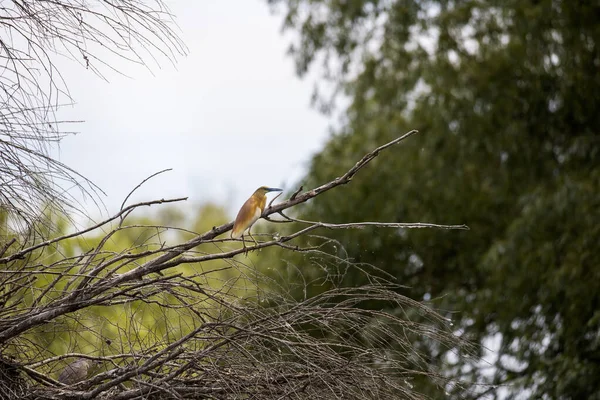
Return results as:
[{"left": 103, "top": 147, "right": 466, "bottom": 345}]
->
[
  {"left": 231, "top": 186, "right": 282, "bottom": 251},
  {"left": 58, "top": 358, "right": 92, "bottom": 385}
]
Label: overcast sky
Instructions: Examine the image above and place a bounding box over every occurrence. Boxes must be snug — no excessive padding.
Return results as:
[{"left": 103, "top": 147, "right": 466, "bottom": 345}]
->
[{"left": 51, "top": 0, "right": 331, "bottom": 221}]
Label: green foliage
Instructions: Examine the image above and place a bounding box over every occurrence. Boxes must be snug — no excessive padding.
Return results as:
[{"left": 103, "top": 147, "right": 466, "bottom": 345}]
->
[{"left": 269, "top": 0, "right": 600, "bottom": 398}]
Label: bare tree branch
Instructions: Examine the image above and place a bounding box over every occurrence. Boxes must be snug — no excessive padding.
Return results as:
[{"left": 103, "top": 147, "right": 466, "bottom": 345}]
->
[
  {"left": 0, "top": 130, "right": 475, "bottom": 399},
  {"left": 0, "top": 1, "right": 187, "bottom": 232}
]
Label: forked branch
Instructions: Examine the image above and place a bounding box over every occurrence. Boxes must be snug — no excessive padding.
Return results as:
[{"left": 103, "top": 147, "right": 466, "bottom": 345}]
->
[{"left": 0, "top": 130, "right": 473, "bottom": 399}]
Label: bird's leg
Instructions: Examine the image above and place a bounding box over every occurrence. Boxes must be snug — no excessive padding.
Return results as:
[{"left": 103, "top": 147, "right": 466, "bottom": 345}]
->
[
  {"left": 241, "top": 234, "right": 248, "bottom": 256},
  {"left": 248, "top": 227, "right": 259, "bottom": 247}
]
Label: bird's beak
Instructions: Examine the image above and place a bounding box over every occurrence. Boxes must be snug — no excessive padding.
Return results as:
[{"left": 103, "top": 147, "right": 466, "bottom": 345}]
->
[{"left": 266, "top": 188, "right": 283, "bottom": 192}]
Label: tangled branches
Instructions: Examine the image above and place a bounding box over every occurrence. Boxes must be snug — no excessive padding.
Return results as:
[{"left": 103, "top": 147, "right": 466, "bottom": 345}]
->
[
  {"left": 0, "top": 131, "right": 472, "bottom": 399},
  {"left": 0, "top": 0, "right": 186, "bottom": 231}
]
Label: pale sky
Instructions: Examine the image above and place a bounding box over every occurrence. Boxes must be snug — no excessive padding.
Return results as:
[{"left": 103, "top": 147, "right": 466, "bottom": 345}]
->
[{"left": 51, "top": 0, "right": 331, "bottom": 221}]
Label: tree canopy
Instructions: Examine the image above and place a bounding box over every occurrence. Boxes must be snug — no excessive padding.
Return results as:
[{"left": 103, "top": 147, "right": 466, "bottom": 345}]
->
[{"left": 268, "top": 0, "right": 600, "bottom": 398}]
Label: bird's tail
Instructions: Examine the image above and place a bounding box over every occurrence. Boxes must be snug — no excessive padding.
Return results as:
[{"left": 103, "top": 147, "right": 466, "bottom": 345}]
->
[{"left": 231, "top": 228, "right": 243, "bottom": 239}]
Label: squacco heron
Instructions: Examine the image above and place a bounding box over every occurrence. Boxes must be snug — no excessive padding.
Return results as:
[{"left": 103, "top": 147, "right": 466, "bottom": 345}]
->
[{"left": 231, "top": 186, "right": 282, "bottom": 250}]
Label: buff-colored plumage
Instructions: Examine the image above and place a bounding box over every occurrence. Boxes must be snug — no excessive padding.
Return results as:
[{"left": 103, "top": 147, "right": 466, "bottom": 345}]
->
[{"left": 231, "top": 186, "right": 282, "bottom": 241}]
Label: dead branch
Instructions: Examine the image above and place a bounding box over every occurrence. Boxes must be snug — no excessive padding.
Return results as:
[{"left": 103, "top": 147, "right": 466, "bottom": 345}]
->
[
  {"left": 0, "top": 1, "right": 187, "bottom": 232},
  {"left": 0, "top": 130, "right": 475, "bottom": 399}
]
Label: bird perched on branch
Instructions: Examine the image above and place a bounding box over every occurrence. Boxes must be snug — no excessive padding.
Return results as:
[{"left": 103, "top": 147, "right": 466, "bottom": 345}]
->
[
  {"left": 58, "top": 358, "right": 93, "bottom": 385},
  {"left": 232, "top": 186, "right": 282, "bottom": 250}
]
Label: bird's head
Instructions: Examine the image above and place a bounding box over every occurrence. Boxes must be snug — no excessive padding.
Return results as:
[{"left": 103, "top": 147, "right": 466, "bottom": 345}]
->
[{"left": 254, "top": 186, "right": 283, "bottom": 196}]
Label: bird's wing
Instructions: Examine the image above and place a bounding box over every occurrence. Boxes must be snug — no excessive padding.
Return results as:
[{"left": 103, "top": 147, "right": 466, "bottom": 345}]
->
[
  {"left": 59, "top": 362, "right": 79, "bottom": 384},
  {"left": 231, "top": 197, "right": 261, "bottom": 239}
]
